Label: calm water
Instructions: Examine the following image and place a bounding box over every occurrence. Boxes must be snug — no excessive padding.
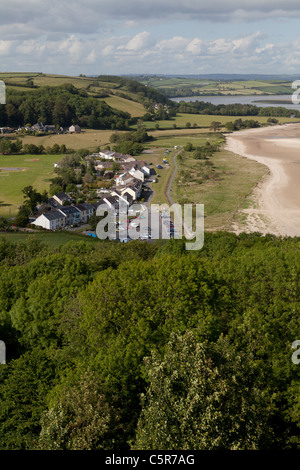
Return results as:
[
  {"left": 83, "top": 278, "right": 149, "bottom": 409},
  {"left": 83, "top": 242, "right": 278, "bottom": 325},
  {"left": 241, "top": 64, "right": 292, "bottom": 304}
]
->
[{"left": 172, "top": 95, "right": 300, "bottom": 111}]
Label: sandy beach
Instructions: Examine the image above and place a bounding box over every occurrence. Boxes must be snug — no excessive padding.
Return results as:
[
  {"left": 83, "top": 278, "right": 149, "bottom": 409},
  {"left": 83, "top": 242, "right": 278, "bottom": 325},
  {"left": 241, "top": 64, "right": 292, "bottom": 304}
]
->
[{"left": 225, "top": 123, "right": 300, "bottom": 237}]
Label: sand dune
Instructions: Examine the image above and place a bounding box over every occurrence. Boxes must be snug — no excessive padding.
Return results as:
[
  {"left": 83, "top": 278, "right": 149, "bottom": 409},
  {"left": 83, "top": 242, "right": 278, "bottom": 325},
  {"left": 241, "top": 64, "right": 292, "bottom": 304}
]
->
[{"left": 225, "top": 123, "right": 300, "bottom": 237}]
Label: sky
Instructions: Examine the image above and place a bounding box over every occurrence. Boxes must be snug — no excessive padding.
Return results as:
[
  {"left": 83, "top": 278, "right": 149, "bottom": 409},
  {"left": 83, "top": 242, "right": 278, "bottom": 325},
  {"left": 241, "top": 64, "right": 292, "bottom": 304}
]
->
[{"left": 1, "top": 1, "right": 300, "bottom": 76}]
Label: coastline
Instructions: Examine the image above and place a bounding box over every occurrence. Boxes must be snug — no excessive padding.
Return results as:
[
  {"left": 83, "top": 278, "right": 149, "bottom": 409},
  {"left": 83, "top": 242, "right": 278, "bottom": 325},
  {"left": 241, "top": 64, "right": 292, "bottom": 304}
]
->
[{"left": 225, "top": 123, "right": 300, "bottom": 237}]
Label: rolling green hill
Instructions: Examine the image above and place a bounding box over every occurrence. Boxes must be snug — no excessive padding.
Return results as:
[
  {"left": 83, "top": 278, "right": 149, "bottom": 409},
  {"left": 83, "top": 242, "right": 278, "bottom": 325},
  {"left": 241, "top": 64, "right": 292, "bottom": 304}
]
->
[
  {"left": 0, "top": 73, "right": 174, "bottom": 129},
  {"left": 0, "top": 72, "right": 173, "bottom": 120}
]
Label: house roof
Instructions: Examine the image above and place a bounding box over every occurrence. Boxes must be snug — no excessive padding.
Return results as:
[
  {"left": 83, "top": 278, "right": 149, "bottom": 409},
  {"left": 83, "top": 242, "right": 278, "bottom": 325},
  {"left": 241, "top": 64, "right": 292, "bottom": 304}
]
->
[
  {"left": 59, "top": 206, "right": 80, "bottom": 215},
  {"left": 90, "top": 201, "right": 104, "bottom": 210},
  {"left": 48, "top": 197, "right": 62, "bottom": 208},
  {"left": 54, "top": 192, "right": 70, "bottom": 200},
  {"left": 104, "top": 195, "right": 120, "bottom": 205},
  {"left": 76, "top": 203, "right": 95, "bottom": 212},
  {"left": 42, "top": 210, "right": 66, "bottom": 221}
]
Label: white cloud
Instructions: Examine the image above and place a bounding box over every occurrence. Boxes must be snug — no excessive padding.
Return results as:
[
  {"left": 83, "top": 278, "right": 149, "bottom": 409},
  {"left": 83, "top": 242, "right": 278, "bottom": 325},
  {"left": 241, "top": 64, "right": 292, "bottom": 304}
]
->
[
  {"left": 207, "top": 38, "right": 233, "bottom": 55},
  {"left": 0, "top": 24, "right": 300, "bottom": 76},
  {"left": 156, "top": 36, "right": 189, "bottom": 51},
  {"left": 125, "top": 31, "right": 154, "bottom": 51},
  {"left": 186, "top": 38, "right": 203, "bottom": 55},
  {"left": 0, "top": 40, "right": 14, "bottom": 56}
]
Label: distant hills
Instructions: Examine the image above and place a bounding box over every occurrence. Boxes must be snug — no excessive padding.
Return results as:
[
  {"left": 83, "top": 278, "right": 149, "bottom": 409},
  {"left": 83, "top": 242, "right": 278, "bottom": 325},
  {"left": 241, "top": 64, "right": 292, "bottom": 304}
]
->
[{"left": 124, "top": 73, "right": 300, "bottom": 81}]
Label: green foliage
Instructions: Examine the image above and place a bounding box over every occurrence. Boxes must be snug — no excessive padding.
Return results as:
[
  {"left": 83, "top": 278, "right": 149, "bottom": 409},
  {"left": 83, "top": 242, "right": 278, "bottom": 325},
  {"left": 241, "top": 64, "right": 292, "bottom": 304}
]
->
[
  {"left": 0, "top": 137, "right": 22, "bottom": 154},
  {"left": 14, "top": 205, "right": 30, "bottom": 227},
  {"left": 21, "top": 185, "right": 48, "bottom": 214},
  {"left": 0, "top": 232, "right": 299, "bottom": 449},
  {"left": 177, "top": 99, "right": 300, "bottom": 118},
  {"left": 225, "top": 118, "right": 261, "bottom": 131},
  {"left": 133, "top": 331, "right": 275, "bottom": 450},
  {"left": 38, "top": 368, "right": 121, "bottom": 450},
  {"left": 1, "top": 84, "right": 132, "bottom": 130},
  {"left": 109, "top": 124, "right": 153, "bottom": 155},
  {"left": 0, "top": 348, "right": 57, "bottom": 449}
]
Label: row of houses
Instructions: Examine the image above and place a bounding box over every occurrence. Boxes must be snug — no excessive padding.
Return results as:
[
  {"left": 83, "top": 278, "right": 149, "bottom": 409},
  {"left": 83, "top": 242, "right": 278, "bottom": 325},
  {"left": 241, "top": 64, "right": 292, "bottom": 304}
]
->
[
  {"left": 16, "top": 123, "right": 81, "bottom": 134},
  {"left": 32, "top": 172, "right": 146, "bottom": 231},
  {"left": 32, "top": 197, "right": 99, "bottom": 230}
]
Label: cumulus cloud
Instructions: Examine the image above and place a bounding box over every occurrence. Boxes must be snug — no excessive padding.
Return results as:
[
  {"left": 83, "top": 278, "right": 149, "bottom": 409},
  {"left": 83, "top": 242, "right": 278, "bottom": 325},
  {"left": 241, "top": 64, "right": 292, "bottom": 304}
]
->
[
  {"left": 125, "top": 32, "right": 154, "bottom": 51},
  {"left": 0, "top": 1, "right": 300, "bottom": 75},
  {"left": 186, "top": 38, "right": 203, "bottom": 55}
]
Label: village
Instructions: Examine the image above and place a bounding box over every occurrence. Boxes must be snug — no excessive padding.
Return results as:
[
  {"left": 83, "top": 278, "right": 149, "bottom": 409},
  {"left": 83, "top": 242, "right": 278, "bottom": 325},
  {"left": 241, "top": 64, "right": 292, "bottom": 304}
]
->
[{"left": 31, "top": 147, "right": 173, "bottom": 241}]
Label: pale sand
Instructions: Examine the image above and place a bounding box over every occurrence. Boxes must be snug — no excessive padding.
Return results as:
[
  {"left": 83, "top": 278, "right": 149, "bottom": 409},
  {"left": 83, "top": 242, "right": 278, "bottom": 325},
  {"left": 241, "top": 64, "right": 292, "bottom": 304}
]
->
[{"left": 225, "top": 123, "right": 300, "bottom": 237}]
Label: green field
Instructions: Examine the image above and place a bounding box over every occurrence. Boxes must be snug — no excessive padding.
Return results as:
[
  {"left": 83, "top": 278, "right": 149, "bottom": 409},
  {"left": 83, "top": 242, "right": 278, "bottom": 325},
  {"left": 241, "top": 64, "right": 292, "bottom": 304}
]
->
[
  {"left": 0, "top": 154, "right": 58, "bottom": 216},
  {"left": 103, "top": 95, "right": 145, "bottom": 117},
  {"left": 19, "top": 128, "right": 116, "bottom": 151},
  {"left": 139, "top": 113, "right": 299, "bottom": 131},
  {"left": 0, "top": 231, "right": 100, "bottom": 247}
]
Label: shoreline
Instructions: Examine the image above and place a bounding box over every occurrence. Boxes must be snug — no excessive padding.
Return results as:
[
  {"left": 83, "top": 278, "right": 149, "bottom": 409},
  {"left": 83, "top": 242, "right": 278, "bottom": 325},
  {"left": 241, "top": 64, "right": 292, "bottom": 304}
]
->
[{"left": 225, "top": 123, "right": 300, "bottom": 237}]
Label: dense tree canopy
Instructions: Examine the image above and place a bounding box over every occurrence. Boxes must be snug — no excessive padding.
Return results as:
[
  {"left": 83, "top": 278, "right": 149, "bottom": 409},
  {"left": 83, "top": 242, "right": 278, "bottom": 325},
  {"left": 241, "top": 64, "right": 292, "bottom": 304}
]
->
[
  {"left": 0, "top": 84, "right": 131, "bottom": 130},
  {"left": 0, "top": 232, "right": 299, "bottom": 449}
]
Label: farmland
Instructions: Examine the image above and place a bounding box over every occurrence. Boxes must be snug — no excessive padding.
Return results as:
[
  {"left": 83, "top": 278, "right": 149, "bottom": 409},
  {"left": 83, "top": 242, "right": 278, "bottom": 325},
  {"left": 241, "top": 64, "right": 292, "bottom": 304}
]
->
[{"left": 133, "top": 75, "right": 295, "bottom": 98}]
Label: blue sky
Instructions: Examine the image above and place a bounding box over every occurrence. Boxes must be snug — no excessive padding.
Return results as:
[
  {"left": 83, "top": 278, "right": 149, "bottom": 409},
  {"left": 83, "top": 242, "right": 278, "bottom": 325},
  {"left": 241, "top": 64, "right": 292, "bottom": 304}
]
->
[{"left": 1, "top": 1, "right": 300, "bottom": 76}]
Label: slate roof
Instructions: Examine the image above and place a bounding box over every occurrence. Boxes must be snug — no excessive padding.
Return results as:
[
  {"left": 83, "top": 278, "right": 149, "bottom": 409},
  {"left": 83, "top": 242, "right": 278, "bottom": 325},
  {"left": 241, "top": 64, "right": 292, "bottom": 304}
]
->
[{"left": 43, "top": 210, "right": 65, "bottom": 221}]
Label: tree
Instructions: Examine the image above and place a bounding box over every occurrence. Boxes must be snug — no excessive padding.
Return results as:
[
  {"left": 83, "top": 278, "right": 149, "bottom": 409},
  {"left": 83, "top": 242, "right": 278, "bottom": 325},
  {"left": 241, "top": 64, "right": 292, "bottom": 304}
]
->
[
  {"left": 14, "top": 205, "right": 30, "bottom": 227},
  {"left": 88, "top": 213, "right": 102, "bottom": 230},
  {"left": 49, "top": 184, "right": 63, "bottom": 196},
  {"left": 133, "top": 331, "right": 275, "bottom": 450},
  {"left": 210, "top": 121, "right": 222, "bottom": 132},
  {"left": 183, "top": 142, "right": 194, "bottom": 152},
  {"left": 38, "top": 369, "right": 121, "bottom": 450},
  {"left": 0, "top": 348, "right": 57, "bottom": 449},
  {"left": 22, "top": 185, "right": 47, "bottom": 214}
]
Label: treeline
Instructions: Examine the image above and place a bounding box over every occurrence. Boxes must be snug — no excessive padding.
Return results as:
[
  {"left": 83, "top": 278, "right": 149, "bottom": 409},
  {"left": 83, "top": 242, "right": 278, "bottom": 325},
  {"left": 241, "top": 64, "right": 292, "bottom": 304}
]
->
[
  {"left": 109, "top": 122, "right": 153, "bottom": 155},
  {"left": 0, "top": 84, "right": 132, "bottom": 130},
  {"left": 224, "top": 118, "right": 261, "bottom": 131},
  {"left": 0, "top": 232, "right": 299, "bottom": 450},
  {"left": 177, "top": 100, "right": 300, "bottom": 118},
  {"left": 0, "top": 138, "right": 72, "bottom": 155}
]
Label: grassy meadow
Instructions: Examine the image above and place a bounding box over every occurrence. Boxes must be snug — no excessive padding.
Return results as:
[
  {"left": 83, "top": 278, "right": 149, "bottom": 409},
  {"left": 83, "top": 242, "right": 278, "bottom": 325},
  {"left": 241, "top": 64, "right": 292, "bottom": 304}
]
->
[
  {"left": 102, "top": 95, "right": 145, "bottom": 117},
  {"left": 0, "top": 154, "right": 58, "bottom": 216},
  {"left": 0, "top": 231, "right": 100, "bottom": 247},
  {"left": 171, "top": 146, "right": 268, "bottom": 231},
  {"left": 19, "top": 128, "right": 116, "bottom": 151},
  {"left": 140, "top": 113, "right": 300, "bottom": 131}
]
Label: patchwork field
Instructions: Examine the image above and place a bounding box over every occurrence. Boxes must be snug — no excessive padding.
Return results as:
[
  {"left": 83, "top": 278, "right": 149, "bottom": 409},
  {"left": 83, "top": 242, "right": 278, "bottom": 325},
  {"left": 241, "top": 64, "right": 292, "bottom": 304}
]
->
[{"left": 135, "top": 76, "right": 295, "bottom": 97}]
